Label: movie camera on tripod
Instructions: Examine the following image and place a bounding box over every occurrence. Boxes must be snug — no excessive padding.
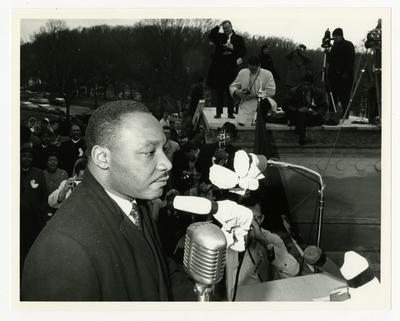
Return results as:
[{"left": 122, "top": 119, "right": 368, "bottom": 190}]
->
[
  {"left": 364, "top": 21, "right": 382, "bottom": 50},
  {"left": 321, "top": 28, "right": 334, "bottom": 49}
]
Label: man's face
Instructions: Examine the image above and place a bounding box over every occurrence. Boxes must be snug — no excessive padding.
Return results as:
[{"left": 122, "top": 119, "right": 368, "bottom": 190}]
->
[
  {"left": 107, "top": 113, "right": 172, "bottom": 200},
  {"left": 41, "top": 133, "right": 51, "bottom": 146},
  {"left": 248, "top": 64, "right": 259, "bottom": 74},
  {"left": 21, "top": 152, "right": 33, "bottom": 169},
  {"left": 70, "top": 125, "right": 81, "bottom": 140},
  {"left": 47, "top": 155, "right": 58, "bottom": 172},
  {"left": 222, "top": 22, "right": 233, "bottom": 35}
]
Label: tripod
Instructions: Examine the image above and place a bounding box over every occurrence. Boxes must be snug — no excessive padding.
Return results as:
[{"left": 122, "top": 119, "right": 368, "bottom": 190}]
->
[
  {"left": 321, "top": 49, "right": 337, "bottom": 113},
  {"left": 343, "top": 48, "right": 381, "bottom": 123}
]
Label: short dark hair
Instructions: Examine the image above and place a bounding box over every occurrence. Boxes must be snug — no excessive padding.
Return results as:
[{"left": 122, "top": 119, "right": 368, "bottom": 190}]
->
[
  {"left": 219, "top": 121, "right": 237, "bottom": 138},
  {"left": 247, "top": 55, "right": 260, "bottom": 66},
  {"left": 85, "top": 100, "right": 150, "bottom": 156},
  {"left": 221, "top": 20, "right": 232, "bottom": 27}
]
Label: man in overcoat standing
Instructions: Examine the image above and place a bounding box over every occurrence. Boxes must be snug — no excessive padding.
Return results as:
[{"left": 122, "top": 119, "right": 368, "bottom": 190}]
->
[{"left": 207, "top": 20, "right": 246, "bottom": 119}]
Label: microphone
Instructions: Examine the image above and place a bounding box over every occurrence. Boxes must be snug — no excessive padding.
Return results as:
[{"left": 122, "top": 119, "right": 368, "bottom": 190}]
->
[
  {"left": 233, "top": 150, "right": 267, "bottom": 177},
  {"left": 184, "top": 221, "right": 227, "bottom": 301},
  {"left": 303, "top": 245, "right": 345, "bottom": 282},
  {"left": 173, "top": 195, "right": 253, "bottom": 252},
  {"left": 173, "top": 195, "right": 218, "bottom": 215}
]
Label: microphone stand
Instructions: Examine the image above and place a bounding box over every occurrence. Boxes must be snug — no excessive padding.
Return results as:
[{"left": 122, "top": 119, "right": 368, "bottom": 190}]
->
[
  {"left": 267, "top": 159, "right": 326, "bottom": 247},
  {"left": 194, "top": 283, "right": 214, "bottom": 302}
]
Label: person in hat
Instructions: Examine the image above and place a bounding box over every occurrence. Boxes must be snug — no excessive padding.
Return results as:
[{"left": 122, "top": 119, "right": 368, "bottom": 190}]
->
[
  {"left": 326, "top": 27, "right": 355, "bottom": 118},
  {"left": 285, "top": 44, "right": 312, "bottom": 90},
  {"left": 283, "top": 72, "right": 328, "bottom": 145}
]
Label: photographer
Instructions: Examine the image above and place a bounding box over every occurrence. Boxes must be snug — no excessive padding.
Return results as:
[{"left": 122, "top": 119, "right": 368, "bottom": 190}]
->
[
  {"left": 230, "top": 55, "right": 276, "bottom": 126},
  {"left": 171, "top": 142, "right": 201, "bottom": 194},
  {"left": 326, "top": 28, "right": 355, "bottom": 118},
  {"left": 206, "top": 20, "right": 246, "bottom": 119},
  {"left": 285, "top": 44, "right": 312, "bottom": 90},
  {"left": 48, "top": 157, "right": 87, "bottom": 209}
]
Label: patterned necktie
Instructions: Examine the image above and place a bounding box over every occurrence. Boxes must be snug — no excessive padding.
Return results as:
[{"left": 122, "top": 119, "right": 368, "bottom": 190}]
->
[{"left": 129, "top": 201, "right": 142, "bottom": 229}]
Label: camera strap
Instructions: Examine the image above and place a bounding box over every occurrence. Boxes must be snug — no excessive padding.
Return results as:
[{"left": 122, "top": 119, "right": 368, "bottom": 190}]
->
[{"left": 247, "top": 67, "right": 261, "bottom": 92}]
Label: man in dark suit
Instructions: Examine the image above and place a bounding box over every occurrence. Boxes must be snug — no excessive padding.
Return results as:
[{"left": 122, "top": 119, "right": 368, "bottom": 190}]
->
[
  {"left": 207, "top": 20, "right": 246, "bottom": 119},
  {"left": 32, "top": 129, "right": 58, "bottom": 169},
  {"left": 326, "top": 27, "right": 355, "bottom": 117},
  {"left": 21, "top": 100, "right": 194, "bottom": 301},
  {"left": 58, "top": 124, "right": 86, "bottom": 176}
]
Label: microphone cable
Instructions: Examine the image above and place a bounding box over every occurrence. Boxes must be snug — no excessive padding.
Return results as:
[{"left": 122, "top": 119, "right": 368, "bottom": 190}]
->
[{"left": 232, "top": 247, "right": 247, "bottom": 301}]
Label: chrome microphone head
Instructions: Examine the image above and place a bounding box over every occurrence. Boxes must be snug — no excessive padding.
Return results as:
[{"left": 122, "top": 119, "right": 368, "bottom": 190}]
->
[{"left": 183, "top": 222, "right": 227, "bottom": 286}]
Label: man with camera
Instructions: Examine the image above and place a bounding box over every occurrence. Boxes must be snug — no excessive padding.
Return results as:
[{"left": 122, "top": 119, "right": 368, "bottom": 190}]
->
[
  {"left": 326, "top": 28, "right": 355, "bottom": 118},
  {"left": 285, "top": 44, "right": 312, "bottom": 90},
  {"left": 230, "top": 55, "right": 276, "bottom": 126},
  {"left": 206, "top": 20, "right": 246, "bottom": 119}
]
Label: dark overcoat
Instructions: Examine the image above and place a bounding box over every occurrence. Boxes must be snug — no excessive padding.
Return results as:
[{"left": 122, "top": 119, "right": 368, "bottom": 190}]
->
[
  {"left": 21, "top": 169, "right": 192, "bottom": 301},
  {"left": 206, "top": 26, "right": 246, "bottom": 90}
]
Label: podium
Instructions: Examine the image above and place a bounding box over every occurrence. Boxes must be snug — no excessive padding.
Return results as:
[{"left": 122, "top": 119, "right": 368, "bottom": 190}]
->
[{"left": 235, "top": 273, "right": 346, "bottom": 301}]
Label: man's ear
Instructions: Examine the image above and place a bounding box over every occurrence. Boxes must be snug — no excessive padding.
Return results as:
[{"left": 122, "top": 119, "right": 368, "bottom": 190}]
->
[{"left": 91, "top": 145, "right": 110, "bottom": 170}]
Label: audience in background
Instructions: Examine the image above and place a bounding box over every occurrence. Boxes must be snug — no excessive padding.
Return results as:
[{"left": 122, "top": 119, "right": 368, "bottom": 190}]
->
[
  {"left": 32, "top": 129, "right": 58, "bottom": 169},
  {"left": 20, "top": 144, "right": 48, "bottom": 269},
  {"left": 58, "top": 124, "right": 86, "bottom": 176}
]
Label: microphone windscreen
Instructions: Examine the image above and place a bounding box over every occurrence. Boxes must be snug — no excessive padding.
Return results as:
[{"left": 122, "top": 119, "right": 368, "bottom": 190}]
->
[
  {"left": 173, "top": 195, "right": 215, "bottom": 215},
  {"left": 183, "top": 222, "right": 227, "bottom": 285},
  {"left": 304, "top": 246, "right": 346, "bottom": 282},
  {"left": 251, "top": 153, "right": 268, "bottom": 172},
  {"left": 304, "top": 245, "right": 323, "bottom": 265}
]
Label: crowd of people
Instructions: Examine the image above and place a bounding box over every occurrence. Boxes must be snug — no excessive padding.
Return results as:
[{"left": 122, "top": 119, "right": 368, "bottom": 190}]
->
[{"left": 19, "top": 20, "right": 361, "bottom": 301}]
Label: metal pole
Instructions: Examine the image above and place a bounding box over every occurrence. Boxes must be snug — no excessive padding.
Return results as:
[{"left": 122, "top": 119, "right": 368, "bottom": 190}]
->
[{"left": 267, "top": 160, "right": 325, "bottom": 247}]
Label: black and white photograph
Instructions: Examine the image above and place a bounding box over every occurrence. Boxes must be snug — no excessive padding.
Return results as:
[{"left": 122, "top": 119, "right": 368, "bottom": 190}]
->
[{"left": 2, "top": 2, "right": 399, "bottom": 321}]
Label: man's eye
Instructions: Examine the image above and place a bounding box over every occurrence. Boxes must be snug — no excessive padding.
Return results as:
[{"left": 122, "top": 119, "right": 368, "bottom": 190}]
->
[{"left": 143, "top": 150, "right": 155, "bottom": 156}]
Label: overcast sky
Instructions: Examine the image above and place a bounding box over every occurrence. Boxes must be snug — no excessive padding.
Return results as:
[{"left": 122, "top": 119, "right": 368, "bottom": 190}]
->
[{"left": 20, "top": 8, "right": 384, "bottom": 50}]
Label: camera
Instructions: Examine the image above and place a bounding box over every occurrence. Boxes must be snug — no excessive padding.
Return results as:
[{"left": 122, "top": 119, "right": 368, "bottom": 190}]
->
[
  {"left": 365, "top": 27, "right": 381, "bottom": 50},
  {"left": 321, "top": 28, "right": 333, "bottom": 49},
  {"left": 217, "top": 128, "right": 229, "bottom": 150}
]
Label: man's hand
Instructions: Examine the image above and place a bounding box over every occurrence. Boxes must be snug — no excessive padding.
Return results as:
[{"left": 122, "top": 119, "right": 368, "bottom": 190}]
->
[
  {"left": 63, "top": 178, "right": 75, "bottom": 192},
  {"left": 234, "top": 89, "right": 248, "bottom": 99}
]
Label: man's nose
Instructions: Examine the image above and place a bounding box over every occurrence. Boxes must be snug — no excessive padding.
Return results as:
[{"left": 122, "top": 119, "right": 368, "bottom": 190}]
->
[{"left": 159, "top": 150, "right": 172, "bottom": 172}]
